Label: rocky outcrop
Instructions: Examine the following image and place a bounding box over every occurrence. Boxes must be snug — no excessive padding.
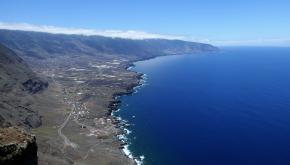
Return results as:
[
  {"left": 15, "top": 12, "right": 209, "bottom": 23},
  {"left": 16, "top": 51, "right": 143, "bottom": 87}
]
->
[
  {"left": 0, "top": 127, "right": 37, "bottom": 165},
  {"left": 22, "top": 79, "right": 48, "bottom": 94}
]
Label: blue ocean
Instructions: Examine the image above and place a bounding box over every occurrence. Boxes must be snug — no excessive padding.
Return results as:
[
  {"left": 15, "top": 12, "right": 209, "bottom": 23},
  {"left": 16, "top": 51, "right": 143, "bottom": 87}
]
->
[{"left": 116, "top": 47, "right": 290, "bottom": 165}]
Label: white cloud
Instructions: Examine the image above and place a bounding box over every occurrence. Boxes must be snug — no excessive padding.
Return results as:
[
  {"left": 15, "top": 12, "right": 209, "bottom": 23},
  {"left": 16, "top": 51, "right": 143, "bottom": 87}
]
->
[
  {"left": 206, "top": 38, "right": 290, "bottom": 47},
  {"left": 0, "top": 22, "right": 185, "bottom": 40},
  {"left": 0, "top": 22, "right": 289, "bottom": 46}
]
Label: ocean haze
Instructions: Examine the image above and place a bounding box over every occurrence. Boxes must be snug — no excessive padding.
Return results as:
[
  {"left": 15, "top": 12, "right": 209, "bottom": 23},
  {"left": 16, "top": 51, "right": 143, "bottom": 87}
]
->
[{"left": 116, "top": 47, "right": 290, "bottom": 165}]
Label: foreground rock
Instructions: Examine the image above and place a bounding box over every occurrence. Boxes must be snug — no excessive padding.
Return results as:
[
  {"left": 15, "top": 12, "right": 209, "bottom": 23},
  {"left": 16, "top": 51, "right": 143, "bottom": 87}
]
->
[{"left": 0, "top": 127, "right": 37, "bottom": 165}]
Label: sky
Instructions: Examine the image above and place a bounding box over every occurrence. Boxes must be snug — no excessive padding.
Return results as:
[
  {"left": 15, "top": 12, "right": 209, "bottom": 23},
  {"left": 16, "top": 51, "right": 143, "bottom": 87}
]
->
[{"left": 0, "top": 0, "right": 290, "bottom": 46}]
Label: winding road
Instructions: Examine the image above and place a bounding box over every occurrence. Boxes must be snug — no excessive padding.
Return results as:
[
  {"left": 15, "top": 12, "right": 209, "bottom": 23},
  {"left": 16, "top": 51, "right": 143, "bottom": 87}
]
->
[{"left": 58, "top": 103, "right": 78, "bottom": 148}]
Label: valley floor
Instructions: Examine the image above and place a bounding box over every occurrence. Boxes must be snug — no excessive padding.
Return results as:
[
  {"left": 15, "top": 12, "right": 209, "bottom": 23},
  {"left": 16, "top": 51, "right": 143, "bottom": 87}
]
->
[{"left": 30, "top": 55, "right": 140, "bottom": 165}]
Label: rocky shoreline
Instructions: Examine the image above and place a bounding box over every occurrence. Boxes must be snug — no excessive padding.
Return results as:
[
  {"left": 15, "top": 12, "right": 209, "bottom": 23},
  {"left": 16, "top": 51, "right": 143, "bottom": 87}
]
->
[{"left": 108, "top": 63, "right": 146, "bottom": 164}]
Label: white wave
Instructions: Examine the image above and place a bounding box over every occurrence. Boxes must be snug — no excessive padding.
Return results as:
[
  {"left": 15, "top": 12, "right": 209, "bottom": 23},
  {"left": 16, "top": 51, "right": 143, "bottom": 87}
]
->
[
  {"left": 122, "top": 144, "right": 133, "bottom": 159},
  {"left": 127, "top": 66, "right": 133, "bottom": 70},
  {"left": 122, "top": 144, "right": 145, "bottom": 165},
  {"left": 124, "top": 128, "right": 132, "bottom": 134},
  {"left": 110, "top": 82, "right": 146, "bottom": 165},
  {"left": 135, "top": 155, "right": 145, "bottom": 165},
  {"left": 117, "top": 134, "right": 127, "bottom": 141},
  {"left": 111, "top": 108, "right": 121, "bottom": 115}
]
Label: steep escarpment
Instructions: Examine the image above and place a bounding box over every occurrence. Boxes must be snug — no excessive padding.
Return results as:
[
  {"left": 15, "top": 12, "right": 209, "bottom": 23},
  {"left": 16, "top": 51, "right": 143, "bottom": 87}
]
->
[
  {"left": 0, "top": 29, "right": 218, "bottom": 60},
  {"left": 0, "top": 43, "right": 48, "bottom": 128}
]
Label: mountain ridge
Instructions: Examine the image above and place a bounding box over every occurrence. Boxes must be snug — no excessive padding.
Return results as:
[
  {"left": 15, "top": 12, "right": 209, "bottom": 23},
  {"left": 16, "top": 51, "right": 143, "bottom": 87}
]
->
[{"left": 0, "top": 29, "right": 218, "bottom": 60}]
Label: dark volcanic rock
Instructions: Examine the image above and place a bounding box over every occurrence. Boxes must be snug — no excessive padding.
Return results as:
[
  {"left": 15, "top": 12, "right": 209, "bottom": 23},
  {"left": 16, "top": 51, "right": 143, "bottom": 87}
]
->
[
  {"left": 22, "top": 79, "right": 48, "bottom": 94},
  {"left": 0, "top": 127, "right": 37, "bottom": 165}
]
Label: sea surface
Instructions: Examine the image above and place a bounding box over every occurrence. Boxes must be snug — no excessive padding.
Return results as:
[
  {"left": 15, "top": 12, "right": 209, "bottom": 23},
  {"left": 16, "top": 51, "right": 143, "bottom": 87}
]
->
[{"left": 115, "top": 47, "right": 290, "bottom": 165}]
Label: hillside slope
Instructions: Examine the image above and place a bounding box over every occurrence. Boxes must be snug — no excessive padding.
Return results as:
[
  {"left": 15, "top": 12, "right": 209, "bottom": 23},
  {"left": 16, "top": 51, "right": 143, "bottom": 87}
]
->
[
  {"left": 0, "top": 43, "right": 48, "bottom": 128},
  {"left": 0, "top": 29, "right": 218, "bottom": 60}
]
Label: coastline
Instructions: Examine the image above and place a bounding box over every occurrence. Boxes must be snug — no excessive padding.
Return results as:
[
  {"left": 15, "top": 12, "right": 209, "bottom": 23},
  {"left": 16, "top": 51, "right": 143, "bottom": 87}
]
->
[
  {"left": 107, "top": 53, "right": 212, "bottom": 164},
  {"left": 105, "top": 48, "right": 290, "bottom": 165},
  {"left": 108, "top": 61, "right": 148, "bottom": 165}
]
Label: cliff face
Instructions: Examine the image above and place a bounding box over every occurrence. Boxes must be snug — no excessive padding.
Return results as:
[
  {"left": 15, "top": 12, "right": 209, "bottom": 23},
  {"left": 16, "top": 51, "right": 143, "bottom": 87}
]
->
[
  {"left": 0, "top": 43, "right": 48, "bottom": 128},
  {"left": 0, "top": 127, "right": 37, "bottom": 165}
]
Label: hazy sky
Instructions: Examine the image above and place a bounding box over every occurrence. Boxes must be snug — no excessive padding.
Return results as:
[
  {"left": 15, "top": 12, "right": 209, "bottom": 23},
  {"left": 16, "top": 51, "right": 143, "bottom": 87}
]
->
[{"left": 0, "top": 0, "right": 289, "bottom": 46}]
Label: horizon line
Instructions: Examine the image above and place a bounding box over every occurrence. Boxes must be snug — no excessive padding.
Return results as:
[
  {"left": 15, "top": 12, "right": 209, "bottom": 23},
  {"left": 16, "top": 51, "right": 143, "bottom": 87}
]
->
[{"left": 0, "top": 22, "right": 289, "bottom": 47}]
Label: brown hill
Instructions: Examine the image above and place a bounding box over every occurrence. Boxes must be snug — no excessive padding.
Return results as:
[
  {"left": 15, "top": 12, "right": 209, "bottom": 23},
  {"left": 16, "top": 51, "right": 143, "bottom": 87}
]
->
[{"left": 0, "top": 43, "right": 48, "bottom": 128}]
